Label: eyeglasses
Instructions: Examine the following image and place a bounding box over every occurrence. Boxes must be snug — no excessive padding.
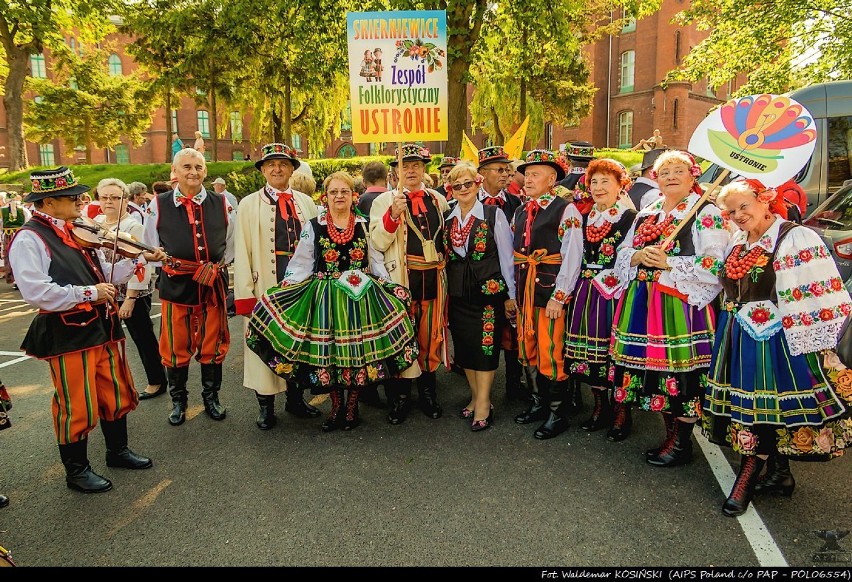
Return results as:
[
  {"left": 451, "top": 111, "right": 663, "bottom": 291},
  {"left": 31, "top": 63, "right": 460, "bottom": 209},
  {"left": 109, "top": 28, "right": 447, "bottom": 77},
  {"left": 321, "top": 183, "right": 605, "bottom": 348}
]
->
[
  {"left": 58, "top": 194, "right": 85, "bottom": 202},
  {"left": 327, "top": 189, "right": 352, "bottom": 197},
  {"left": 484, "top": 168, "right": 511, "bottom": 175},
  {"left": 100, "top": 196, "right": 125, "bottom": 201},
  {"left": 451, "top": 180, "right": 477, "bottom": 191}
]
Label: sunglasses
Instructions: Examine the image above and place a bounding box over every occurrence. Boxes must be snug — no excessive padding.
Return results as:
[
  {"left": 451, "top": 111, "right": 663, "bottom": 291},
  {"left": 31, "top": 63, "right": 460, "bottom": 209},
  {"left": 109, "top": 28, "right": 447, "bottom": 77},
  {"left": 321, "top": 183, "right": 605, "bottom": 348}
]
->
[
  {"left": 451, "top": 180, "right": 477, "bottom": 191},
  {"left": 58, "top": 194, "right": 85, "bottom": 202}
]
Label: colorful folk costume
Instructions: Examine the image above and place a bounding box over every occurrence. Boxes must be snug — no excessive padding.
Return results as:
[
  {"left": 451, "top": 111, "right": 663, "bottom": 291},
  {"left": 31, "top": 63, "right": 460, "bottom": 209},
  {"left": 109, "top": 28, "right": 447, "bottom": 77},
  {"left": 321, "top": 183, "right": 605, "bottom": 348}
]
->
[
  {"left": 564, "top": 197, "right": 636, "bottom": 438},
  {"left": 0, "top": 200, "right": 30, "bottom": 285},
  {"left": 703, "top": 220, "right": 852, "bottom": 515},
  {"left": 610, "top": 191, "right": 729, "bottom": 465},
  {"left": 246, "top": 211, "right": 419, "bottom": 431},
  {"left": 512, "top": 150, "right": 584, "bottom": 439}
]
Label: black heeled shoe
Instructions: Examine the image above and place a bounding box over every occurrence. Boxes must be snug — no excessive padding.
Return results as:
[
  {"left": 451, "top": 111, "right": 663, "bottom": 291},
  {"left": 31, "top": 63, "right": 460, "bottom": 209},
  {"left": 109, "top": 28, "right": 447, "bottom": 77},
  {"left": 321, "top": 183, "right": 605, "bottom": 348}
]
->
[{"left": 138, "top": 383, "right": 167, "bottom": 400}]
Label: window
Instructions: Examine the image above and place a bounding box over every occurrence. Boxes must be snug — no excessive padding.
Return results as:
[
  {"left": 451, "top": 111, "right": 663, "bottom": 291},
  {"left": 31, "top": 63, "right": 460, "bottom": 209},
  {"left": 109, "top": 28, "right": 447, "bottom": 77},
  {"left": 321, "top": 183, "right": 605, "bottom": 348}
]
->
[
  {"left": 232, "top": 150, "right": 244, "bottom": 161},
  {"left": 30, "top": 54, "right": 47, "bottom": 78},
  {"left": 197, "top": 110, "right": 210, "bottom": 138},
  {"left": 291, "top": 134, "right": 302, "bottom": 151},
  {"left": 115, "top": 144, "right": 130, "bottom": 164},
  {"left": 827, "top": 115, "right": 852, "bottom": 193},
  {"left": 337, "top": 143, "right": 357, "bottom": 158},
  {"left": 68, "top": 38, "right": 83, "bottom": 57},
  {"left": 675, "top": 31, "right": 681, "bottom": 64},
  {"left": 171, "top": 110, "right": 178, "bottom": 133},
  {"left": 39, "top": 144, "right": 55, "bottom": 166},
  {"left": 617, "top": 111, "right": 633, "bottom": 149},
  {"left": 621, "top": 17, "right": 636, "bottom": 33},
  {"left": 108, "top": 54, "right": 123, "bottom": 76},
  {"left": 544, "top": 122, "right": 553, "bottom": 151},
  {"left": 673, "top": 99, "right": 680, "bottom": 130},
  {"left": 620, "top": 50, "right": 635, "bottom": 93},
  {"left": 229, "top": 112, "right": 243, "bottom": 140},
  {"left": 706, "top": 77, "right": 716, "bottom": 97}
]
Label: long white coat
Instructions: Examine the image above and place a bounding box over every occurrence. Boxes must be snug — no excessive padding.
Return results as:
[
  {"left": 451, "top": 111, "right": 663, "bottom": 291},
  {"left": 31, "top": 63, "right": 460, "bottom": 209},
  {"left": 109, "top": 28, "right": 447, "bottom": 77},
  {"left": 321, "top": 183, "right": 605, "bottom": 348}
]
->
[{"left": 233, "top": 186, "right": 318, "bottom": 395}]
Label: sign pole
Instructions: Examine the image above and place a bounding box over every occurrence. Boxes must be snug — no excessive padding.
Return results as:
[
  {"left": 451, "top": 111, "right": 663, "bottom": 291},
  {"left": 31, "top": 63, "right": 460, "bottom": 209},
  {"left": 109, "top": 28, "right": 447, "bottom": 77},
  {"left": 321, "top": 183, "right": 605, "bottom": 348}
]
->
[{"left": 397, "top": 141, "right": 404, "bottom": 197}]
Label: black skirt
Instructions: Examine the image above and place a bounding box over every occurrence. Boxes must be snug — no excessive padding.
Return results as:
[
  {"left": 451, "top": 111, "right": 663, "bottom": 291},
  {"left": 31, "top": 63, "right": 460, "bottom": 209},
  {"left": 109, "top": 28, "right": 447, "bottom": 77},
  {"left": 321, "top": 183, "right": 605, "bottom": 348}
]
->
[{"left": 448, "top": 296, "right": 506, "bottom": 371}]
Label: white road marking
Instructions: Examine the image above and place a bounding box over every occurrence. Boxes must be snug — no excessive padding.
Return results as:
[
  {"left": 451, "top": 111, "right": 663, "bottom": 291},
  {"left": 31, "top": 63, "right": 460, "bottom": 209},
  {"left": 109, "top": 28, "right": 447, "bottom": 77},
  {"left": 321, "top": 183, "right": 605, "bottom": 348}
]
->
[
  {"left": 0, "top": 355, "right": 31, "bottom": 368},
  {"left": 695, "top": 431, "right": 789, "bottom": 566}
]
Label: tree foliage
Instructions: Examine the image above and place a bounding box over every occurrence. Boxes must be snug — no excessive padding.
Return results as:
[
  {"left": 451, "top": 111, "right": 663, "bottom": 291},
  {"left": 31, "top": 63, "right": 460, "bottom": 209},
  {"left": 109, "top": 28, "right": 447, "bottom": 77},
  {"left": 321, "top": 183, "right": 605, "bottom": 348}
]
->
[
  {"left": 24, "top": 43, "right": 152, "bottom": 164},
  {"left": 668, "top": 0, "right": 852, "bottom": 95}
]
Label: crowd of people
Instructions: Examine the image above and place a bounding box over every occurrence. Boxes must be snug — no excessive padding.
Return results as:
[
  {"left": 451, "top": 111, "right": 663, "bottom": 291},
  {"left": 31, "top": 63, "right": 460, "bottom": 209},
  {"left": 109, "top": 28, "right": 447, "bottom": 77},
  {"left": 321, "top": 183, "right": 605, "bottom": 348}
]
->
[{"left": 1, "top": 138, "right": 850, "bottom": 523}]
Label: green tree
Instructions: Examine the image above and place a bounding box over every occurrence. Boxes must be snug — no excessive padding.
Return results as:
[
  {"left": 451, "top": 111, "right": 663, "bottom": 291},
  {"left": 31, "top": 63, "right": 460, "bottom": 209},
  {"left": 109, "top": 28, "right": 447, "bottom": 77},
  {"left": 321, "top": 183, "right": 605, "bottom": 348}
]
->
[
  {"left": 667, "top": 0, "right": 852, "bottom": 95},
  {"left": 24, "top": 44, "right": 152, "bottom": 164},
  {"left": 0, "top": 0, "right": 120, "bottom": 170}
]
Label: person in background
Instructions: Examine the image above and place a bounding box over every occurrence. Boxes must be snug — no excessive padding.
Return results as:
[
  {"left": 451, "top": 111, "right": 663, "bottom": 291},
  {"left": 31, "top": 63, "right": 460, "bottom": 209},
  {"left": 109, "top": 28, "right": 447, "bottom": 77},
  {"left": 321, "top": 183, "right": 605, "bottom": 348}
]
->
[
  {"left": 233, "top": 143, "right": 321, "bottom": 430},
  {"left": 143, "top": 148, "right": 235, "bottom": 427},
  {"left": 1, "top": 192, "right": 32, "bottom": 289},
  {"left": 435, "top": 156, "right": 459, "bottom": 199},
  {"left": 212, "top": 177, "right": 239, "bottom": 211},
  {"left": 563, "top": 159, "right": 637, "bottom": 438},
  {"left": 387, "top": 167, "right": 399, "bottom": 191},
  {"left": 705, "top": 179, "right": 851, "bottom": 516},
  {"left": 151, "top": 181, "right": 171, "bottom": 198},
  {"left": 610, "top": 150, "right": 728, "bottom": 463},
  {"left": 246, "top": 172, "right": 419, "bottom": 432},
  {"left": 357, "top": 161, "right": 389, "bottom": 222},
  {"left": 85, "top": 191, "right": 103, "bottom": 220},
  {"left": 627, "top": 148, "right": 666, "bottom": 211},
  {"left": 171, "top": 133, "right": 184, "bottom": 161},
  {"left": 289, "top": 172, "right": 317, "bottom": 199},
  {"left": 94, "top": 179, "right": 166, "bottom": 401},
  {"left": 506, "top": 160, "right": 525, "bottom": 200},
  {"left": 9, "top": 167, "right": 164, "bottom": 493},
  {"left": 558, "top": 141, "right": 595, "bottom": 191},
  {"left": 445, "top": 161, "right": 516, "bottom": 431},
  {"left": 193, "top": 131, "right": 206, "bottom": 154},
  {"left": 126, "top": 182, "right": 149, "bottom": 223},
  {"left": 512, "top": 150, "right": 583, "bottom": 440}
]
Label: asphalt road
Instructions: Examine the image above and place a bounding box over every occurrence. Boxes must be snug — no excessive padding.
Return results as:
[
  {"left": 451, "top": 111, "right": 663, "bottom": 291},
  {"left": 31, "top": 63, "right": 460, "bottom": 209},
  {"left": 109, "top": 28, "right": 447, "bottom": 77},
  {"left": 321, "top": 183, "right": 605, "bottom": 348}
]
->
[{"left": 0, "top": 280, "right": 850, "bottom": 567}]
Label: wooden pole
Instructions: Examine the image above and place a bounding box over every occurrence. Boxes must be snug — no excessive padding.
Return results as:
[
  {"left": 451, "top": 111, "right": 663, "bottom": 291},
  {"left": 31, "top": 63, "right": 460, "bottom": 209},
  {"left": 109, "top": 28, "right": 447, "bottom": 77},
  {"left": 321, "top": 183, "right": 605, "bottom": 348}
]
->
[
  {"left": 659, "top": 168, "right": 730, "bottom": 250},
  {"left": 397, "top": 141, "right": 404, "bottom": 197}
]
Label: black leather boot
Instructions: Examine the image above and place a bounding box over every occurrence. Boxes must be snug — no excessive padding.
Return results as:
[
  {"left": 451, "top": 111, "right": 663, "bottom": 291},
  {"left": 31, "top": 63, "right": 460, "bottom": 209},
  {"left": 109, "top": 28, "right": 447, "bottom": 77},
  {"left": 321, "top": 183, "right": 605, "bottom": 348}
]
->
[
  {"left": 645, "top": 413, "right": 676, "bottom": 459},
  {"left": 417, "top": 371, "right": 442, "bottom": 419},
  {"left": 581, "top": 388, "right": 612, "bottom": 431},
  {"left": 321, "top": 389, "right": 345, "bottom": 432},
  {"left": 534, "top": 401, "right": 571, "bottom": 440},
  {"left": 647, "top": 419, "right": 695, "bottom": 467},
  {"left": 59, "top": 440, "right": 112, "bottom": 494},
  {"left": 515, "top": 375, "right": 550, "bottom": 424},
  {"left": 255, "top": 393, "right": 277, "bottom": 430},
  {"left": 723, "top": 455, "right": 767, "bottom": 517},
  {"left": 504, "top": 351, "right": 528, "bottom": 402},
  {"left": 342, "top": 389, "right": 362, "bottom": 431},
  {"left": 565, "top": 379, "right": 584, "bottom": 416},
  {"left": 359, "top": 384, "right": 384, "bottom": 408},
  {"left": 386, "top": 379, "right": 412, "bottom": 425},
  {"left": 285, "top": 384, "right": 322, "bottom": 418},
  {"left": 0, "top": 494, "right": 8, "bottom": 508},
  {"left": 754, "top": 453, "right": 795, "bottom": 497},
  {"left": 167, "top": 366, "right": 189, "bottom": 426},
  {"left": 101, "top": 416, "right": 153, "bottom": 469},
  {"left": 606, "top": 401, "right": 633, "bottom": 442},
  {"left": 200, "top": 363, "right": 227, "bottom": 421}
]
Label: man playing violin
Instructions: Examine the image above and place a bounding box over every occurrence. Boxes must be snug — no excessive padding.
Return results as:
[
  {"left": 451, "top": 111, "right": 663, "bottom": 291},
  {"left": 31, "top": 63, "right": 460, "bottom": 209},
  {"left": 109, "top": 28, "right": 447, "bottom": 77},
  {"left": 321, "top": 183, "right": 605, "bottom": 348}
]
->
[
  {"left": 142, "top": 148, "right": 236, "bottom": 426},
  {"left": 7, "top": 167, "right": 166, "bottom": 494}
]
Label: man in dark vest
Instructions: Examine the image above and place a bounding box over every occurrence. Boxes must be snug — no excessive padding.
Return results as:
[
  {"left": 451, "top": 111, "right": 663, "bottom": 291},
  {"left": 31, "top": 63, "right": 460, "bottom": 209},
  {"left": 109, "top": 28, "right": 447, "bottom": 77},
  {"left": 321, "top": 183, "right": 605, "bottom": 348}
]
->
[
  {"left": 143, "top": 148, "right": 236, "bottom": 426},
  {"left": 511, "top": 150, "right": 583, "bottom": 440},
  {"left": 435, "top": 156, "right": 458, "bottom": 199},
  {"left": 476, "top": 145, "right": 527, "bottom": 401},
  {"left": 8, "top": 167, "right": 165, "bottom": 493},
  {"left": 557, "top": 141, "right": 595, "bottom": 191},
  {"left": 627, "top": 148, "right": 665, "bottom": 210},
  {"left": 1, "top": 192, "right": 31, "bottom": 287}
]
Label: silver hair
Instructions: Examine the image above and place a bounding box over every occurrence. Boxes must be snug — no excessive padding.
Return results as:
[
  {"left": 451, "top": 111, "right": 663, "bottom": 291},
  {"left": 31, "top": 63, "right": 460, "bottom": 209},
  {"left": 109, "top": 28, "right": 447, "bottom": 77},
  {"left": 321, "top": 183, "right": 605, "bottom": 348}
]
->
[
  {"left": 95, "top": 178, "right": 129, "bottom": 196},
  {"left": 172, "top": 147, "right": 205, "bottom": 167},
  {"left": 128, "top": 181, "right": 148, "bottom": 197}
]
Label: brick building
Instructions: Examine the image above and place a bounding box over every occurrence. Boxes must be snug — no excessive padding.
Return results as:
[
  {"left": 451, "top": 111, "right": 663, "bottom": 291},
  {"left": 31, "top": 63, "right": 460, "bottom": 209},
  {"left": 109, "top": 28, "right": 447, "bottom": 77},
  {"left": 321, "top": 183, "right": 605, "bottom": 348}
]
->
[{"left": 0, "top": 2, "right": 741, "bottom": 170}]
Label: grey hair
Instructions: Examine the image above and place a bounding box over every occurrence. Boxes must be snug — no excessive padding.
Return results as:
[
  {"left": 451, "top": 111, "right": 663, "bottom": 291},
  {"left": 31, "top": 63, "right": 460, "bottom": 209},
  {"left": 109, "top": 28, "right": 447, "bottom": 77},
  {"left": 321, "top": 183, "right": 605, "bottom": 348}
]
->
[
  {"left": 128, "top": 181, "right": 147, "bottom": 196},
  {"left": 96, "top": 178, "right": 129, "bottom": 196},
  {"left": 173, "top": 147, "right": 205, "bottom": 167}
]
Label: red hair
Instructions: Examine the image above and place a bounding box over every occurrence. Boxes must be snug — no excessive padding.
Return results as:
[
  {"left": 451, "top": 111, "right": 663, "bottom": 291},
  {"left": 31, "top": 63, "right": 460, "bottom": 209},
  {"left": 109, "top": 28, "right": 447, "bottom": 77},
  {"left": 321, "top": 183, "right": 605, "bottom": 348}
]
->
[{"left": 586, "top": 158, "right": 631, "bottom": 191}]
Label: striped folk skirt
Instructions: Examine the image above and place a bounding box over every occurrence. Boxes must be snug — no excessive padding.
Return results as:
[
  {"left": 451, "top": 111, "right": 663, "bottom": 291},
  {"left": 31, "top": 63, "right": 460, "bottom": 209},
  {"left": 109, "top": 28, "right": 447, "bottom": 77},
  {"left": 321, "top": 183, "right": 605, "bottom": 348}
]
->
[
  {"left": 246, "top": 273, "right": 419, "bottom": 393},
  {"left": 564, "top": 278, "right": 615, "bottom": 388}
]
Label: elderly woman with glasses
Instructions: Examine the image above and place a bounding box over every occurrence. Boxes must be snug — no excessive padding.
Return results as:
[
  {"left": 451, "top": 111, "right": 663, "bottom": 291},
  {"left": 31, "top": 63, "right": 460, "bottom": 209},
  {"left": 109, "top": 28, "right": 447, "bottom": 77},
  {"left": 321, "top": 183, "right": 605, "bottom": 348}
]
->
[
  {"left": 246, "top": 171, "right": 419, "bottom": 432},
  {"left": 444, "top": 162, "right": 516, "bottom": 431}
]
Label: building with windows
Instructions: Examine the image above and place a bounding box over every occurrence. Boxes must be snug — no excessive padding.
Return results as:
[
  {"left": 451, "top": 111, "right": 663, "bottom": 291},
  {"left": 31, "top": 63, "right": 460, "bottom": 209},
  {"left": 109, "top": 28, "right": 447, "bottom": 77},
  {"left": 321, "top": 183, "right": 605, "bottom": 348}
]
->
[{"left": 0, "top": 1, "right": 741, "bottom": 170}]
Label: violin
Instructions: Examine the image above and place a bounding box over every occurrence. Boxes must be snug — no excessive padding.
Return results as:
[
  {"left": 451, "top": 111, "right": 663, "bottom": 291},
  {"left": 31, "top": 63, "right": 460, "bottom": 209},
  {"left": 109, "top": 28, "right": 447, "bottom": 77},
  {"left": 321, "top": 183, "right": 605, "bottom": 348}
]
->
[{"left": 69, "top": 220, "right": 162, "bottom": 259}]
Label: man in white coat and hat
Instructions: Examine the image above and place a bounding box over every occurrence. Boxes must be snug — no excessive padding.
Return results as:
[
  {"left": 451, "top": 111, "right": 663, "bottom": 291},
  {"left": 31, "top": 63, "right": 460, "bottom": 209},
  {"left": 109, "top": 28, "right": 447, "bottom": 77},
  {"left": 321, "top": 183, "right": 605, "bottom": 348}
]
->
[{"left": 233, "top": 143, "right": 321, "bottom": 430}]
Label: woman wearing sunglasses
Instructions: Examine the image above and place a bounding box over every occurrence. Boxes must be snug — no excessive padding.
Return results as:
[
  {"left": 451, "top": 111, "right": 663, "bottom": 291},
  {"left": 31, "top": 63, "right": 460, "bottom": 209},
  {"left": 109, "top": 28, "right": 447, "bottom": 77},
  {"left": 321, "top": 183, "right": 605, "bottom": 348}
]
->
[{"left": 444, "top": 162, "right": 516, "bottom": 431}]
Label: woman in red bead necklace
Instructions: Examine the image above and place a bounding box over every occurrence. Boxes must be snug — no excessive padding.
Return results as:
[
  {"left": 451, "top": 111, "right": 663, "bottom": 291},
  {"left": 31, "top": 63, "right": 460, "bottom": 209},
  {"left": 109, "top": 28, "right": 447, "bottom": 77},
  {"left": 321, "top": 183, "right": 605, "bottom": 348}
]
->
[
  {"left": 703, "top": 179, "right": 852, "bottom": 517},
  {"left": 245, "top": 171, "right": 419, "bottom": 432},
  {"left": 443, "top": 161, "right": 516, "bottom": 431},
  {"left": 610, "top": 150, "right": 730, "bottom": 468},
  {"left": 563, "top": 159, "right": 637, "bottom": 440}
]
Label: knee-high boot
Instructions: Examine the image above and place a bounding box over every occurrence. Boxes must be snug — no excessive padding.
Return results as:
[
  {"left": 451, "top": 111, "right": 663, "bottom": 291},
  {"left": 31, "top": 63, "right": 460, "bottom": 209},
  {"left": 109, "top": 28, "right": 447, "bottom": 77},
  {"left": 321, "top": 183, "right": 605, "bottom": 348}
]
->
[
  {"left": 647, "top": 419, "right": 695, "bottom": 467},
  {"left": 200, "top": 363, "right": 226, "bottom": 420},
  {"left": 255, "top": 393, "right": 277, "bottom": 430},
  {"left": 504, "top": 351, "right": 528, "bottom": 402},
  {"left": 645, "top": 412, "right": 677, "bottom": 459},
  {"left": 386, "top": 378, "right": 412, "bottom": 425},
  {"left": 581, "top": 388, "right": 612, "bottom": 432},
  {"left": 59, "top": 439, "right": 112, "bottom": 494},
  {"left": 723, "top": 455, "right": 767, "bottom": 517},
  {"left": 514, "top": 374, "right": 549, "bottom": 424},
  {"left": 754, "top": 453, "right": 795, "bottom": 497},
  {"left": 167, "top": 366, "right": 189, "bottom": 426},
  {"left": 566, "top": 378, "right": 584, "bottom": 416},
  {"left": 101, "top": 415, "right": 152, "bottom": 469},
  {"left": 342, "top": 389, "right": 361, "bottom": 431},
  {"left": 417, "top": 371, "right": 442, "bottom": 419},
  {"left": 321, "top": 388, "right": 345, "bottom": 432},
  {"left": 606, "top": 400, "right": 633, "bottom": 442},
  {"left": 533, "top": 380, "right": 571, "bottom": 440},
  {"left": 285, "top": 384, "right": 321, "bottom": 418}
]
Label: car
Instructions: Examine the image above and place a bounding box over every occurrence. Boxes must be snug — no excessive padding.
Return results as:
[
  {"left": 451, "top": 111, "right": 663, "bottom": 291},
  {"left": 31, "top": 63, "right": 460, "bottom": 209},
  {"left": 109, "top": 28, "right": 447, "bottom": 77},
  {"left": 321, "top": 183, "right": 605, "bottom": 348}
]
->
[{"left": 802, "top": 180, "right": 852, "bottom": 287}]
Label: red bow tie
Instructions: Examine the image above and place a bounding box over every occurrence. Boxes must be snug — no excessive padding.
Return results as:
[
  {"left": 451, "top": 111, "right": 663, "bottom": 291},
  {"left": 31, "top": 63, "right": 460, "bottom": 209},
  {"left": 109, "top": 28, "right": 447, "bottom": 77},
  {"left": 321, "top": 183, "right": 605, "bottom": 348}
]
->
[
  {"left": 407, "top": 190, "right": 428, "bottom": 216},
  {"left": 483, "top": 195, "right": 504, "bottom": 207},
  {"left": 277, "top": 192, "right": 297, "bottom": 220}
]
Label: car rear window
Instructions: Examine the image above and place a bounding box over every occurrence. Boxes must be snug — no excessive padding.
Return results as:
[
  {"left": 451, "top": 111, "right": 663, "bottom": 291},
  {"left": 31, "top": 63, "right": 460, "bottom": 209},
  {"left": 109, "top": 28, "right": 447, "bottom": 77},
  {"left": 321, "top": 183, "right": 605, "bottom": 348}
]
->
[{"left": 804, "top": 185, "right": 852, "bottom": 229}]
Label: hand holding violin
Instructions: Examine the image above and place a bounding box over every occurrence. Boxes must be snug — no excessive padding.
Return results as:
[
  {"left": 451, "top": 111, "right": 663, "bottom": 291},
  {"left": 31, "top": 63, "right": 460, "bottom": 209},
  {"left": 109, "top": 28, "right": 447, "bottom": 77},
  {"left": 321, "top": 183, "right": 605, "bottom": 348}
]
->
[{"left": 143, "top": 247, "right": 167, "bottom": 263}]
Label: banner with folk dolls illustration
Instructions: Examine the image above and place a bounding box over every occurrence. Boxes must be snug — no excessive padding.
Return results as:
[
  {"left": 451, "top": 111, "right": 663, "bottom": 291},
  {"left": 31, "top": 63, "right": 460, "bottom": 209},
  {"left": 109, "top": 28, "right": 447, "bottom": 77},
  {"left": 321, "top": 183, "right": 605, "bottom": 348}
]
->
[{"left": 346, "top": 10, "right": 448, "bottom": 143}]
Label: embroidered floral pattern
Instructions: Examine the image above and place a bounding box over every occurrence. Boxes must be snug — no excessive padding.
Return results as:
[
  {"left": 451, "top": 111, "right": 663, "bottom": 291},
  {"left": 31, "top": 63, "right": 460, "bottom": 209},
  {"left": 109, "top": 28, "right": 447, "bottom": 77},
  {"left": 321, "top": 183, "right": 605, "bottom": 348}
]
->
[
  {"left": 697, "top": 213, "right": 726, "bottom": 230},
  {"left": 471, "top": 221, "right": 488, "bottom": 261},
  {"left": 570, "top": 362, "right": 590, "bottom": 376},
  {"left": 780, "top": 303, "right": 851, "bottom": 328},
  {"left": 696, "top": 255, "right": 723, "bottom": 276},
  {"left": 552, "top": 289, "right": 567, "bottom": 302},
  {"left": 482, "top": 305, "right": 496, "bottom": 355},
  {"left": 614, "top": 371, "right": 642, "bottom": 403},
  {"left": 747, "top": 304, "right": 775, "bottom": 325},
  {"left": 558, "top": 216, "right": 581, "bottom": 242},
  {"left": 482, "top": 279, "right": 506, "bottom": 295},
  {"left": 778, "top": 277, "right": 846, "bottom": 303},
  {"left": 772, "top": 245, "right": 831, "bottom": 272}
]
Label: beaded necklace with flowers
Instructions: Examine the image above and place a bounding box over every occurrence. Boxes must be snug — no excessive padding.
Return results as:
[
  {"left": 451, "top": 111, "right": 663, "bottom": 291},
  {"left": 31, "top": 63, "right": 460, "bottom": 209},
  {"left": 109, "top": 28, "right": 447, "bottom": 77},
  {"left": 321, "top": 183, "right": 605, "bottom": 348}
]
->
[
  {"left": 723, "top": 243, "right": 769, "bottom": 282},
  {"left": 585, "top": 206, "right": 621, "bottom": 243},
  {"left": 326, "top": 211, "right": 356, "bottom": 245},
  {"left": 450, "top": 213, "right": 477, "bottom": 249}
]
